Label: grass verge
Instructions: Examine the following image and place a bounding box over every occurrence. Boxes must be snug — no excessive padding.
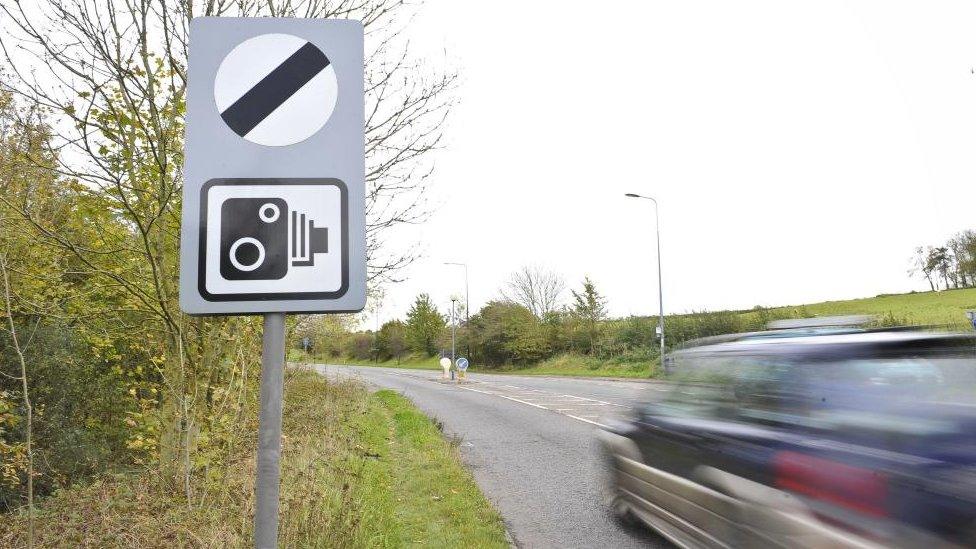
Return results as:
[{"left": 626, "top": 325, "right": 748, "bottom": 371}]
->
[
  {"left": 486, "top": 353, "right": 655, "bottom": 378},
  {"left": 0, "top": 370, "right": 507, "bottom": 548}
]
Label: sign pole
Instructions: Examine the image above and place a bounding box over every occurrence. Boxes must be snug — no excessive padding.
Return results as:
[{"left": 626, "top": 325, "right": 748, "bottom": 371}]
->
[{"left": 255, "top": 312, "right": 286, "bottom": 549}]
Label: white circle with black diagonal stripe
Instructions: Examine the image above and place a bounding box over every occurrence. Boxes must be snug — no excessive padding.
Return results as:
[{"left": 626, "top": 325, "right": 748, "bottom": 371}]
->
[{"left": 214, "top": 33, "right": 338, "bottom": 147}]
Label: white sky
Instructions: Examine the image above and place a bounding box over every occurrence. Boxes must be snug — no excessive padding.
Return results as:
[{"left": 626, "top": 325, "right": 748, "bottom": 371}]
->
[{"left": 366, "top": 0, "right": 976, "bottom": 326}]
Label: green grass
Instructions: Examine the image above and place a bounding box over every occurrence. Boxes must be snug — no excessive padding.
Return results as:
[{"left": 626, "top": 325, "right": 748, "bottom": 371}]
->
[
  {"left": 339, "top": 355, "right": 443, "bottom": 372},
  {"left": 486, "top": 353, "right": 656, "bottom": 379},
  {"left": 761, "top": 287, "right": 976, "bottom": 328},
  {"left": 287, "top": 350, "right": 444, "bottom": 372},
  {"left": 0, "top": 370, "right": 507, "bottom": 548}
]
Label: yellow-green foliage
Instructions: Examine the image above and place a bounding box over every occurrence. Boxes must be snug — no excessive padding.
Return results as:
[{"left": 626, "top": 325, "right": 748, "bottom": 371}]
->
[{"left": 0, "top": 370, "right": 507, "bottom": 548}]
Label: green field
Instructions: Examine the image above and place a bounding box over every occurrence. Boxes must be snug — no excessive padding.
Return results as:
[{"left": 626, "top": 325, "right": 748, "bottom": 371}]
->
[
  {"left": 760, "top": 287, "right": 976, "bottom": 328},
  {"left": 1, "top": 370, "right": 508, "bottom": 548}
]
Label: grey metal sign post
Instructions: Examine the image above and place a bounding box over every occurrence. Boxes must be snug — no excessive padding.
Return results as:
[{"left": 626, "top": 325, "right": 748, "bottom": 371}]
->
[{"left": 180, "top": 17, "right": 365, "bottom": 549}]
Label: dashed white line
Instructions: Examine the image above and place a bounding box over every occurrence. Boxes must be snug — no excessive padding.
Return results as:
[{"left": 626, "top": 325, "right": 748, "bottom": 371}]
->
[
  {"left": 565, "top": 414, "right": 609, "bottom": 428},
  {"left": 560, "top": 394, "right": 627, "bottom": 408},
  {"left": 456, "top": 385, "right": 551, "bottom": 411},
  {"left": 454, "top": 384, "right": 615, "bottom": 428}
]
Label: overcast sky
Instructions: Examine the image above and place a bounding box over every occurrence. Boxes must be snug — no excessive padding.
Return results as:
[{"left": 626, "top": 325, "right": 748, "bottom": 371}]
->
[{"left": 366, "top": 0, "right": 976, "bottom": 326}]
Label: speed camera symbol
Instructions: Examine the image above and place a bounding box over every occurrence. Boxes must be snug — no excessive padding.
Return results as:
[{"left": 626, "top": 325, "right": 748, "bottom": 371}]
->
[
  {"left": 219, "top": 197, "right": 329, "bottom": 280},
  {"left": 199, "top": 179, "right": 348, "bottom": 301}
]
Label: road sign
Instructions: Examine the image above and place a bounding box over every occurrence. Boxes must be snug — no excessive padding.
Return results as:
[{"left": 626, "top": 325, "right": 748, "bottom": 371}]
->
[
  {"left": 180, "top": 18, "right": 365, "bottom": 314},
  {"left": 214, "top": 33, "right": 338, "bottom": 147},
  {"left": 967, "top": 311, "right": 976, "bottom": 330},
  {"left": 181, "top": 19, "right": 365, "bottom": 549},
  {"left": 198, "top": 178, "right": 348, "bottom": 301},
  {"left": 456, "top": 357, "right": 469, "bottom": 371}
]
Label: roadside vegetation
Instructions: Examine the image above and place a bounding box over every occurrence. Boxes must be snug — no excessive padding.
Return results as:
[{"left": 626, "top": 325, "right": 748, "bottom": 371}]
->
[
  {"left": 0, "top": 370, "right": 508, "bottom": 548},
  {"left": 295, "top": 275, "right": 976, "bottom": 378},
  {"left": 909, "top": 232, "right": 976, "bottom": 291},
  {"left": 336, "top": 353, "right": 657, "bottom": 379},
  {"left": 0, "top": 0, "right": 464, "bottom": 543}
]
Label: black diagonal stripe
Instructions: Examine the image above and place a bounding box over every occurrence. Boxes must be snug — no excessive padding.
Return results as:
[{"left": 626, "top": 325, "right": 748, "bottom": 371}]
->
[{"left": 220, "top": 42, "right": 330, "bottom": 137}]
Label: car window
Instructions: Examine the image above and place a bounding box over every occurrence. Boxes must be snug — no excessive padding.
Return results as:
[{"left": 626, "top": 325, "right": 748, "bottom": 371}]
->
[
  {"left": 657, "top": 352, "right": 828, "bottom": 429},
  {"left": 655, "top": 353, "right": 807, "bottom": 427},
  {"left": 653, "top": 354, "right": 736, "bottom": 419}
]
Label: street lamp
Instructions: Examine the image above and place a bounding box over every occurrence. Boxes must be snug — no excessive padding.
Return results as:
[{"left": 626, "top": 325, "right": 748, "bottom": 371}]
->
[
  {"left": 444, "top": 261, "right": 469, "bottom": 354},
  {"left": 450, "top": 297, "right": 458, "bottom": 366},
  {"left": 625, "top": 193, "right": 665, "bottom": 376}
]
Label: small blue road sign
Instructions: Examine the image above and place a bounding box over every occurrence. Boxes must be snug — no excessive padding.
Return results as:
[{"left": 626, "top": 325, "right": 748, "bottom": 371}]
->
[{"left": 456, "top": 357, "right": 469, "bottom": 371}]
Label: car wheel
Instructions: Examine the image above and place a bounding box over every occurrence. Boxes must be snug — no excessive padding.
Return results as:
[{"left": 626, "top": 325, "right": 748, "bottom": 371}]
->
[{"left": 610, "top": 492, "right": 638, "bottom": 527}]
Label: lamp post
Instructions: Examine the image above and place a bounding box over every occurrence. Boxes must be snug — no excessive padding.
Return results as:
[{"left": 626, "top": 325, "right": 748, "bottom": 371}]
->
[
  {"left": 444, "top": 261, "right": 469, "bottom": 354},
  {"left": 373, "top": 306, "right": 379, "bottom": 364},
  {"left": 450, "top": 297, "right": 458, "bottom": 366},
  {"left": 625, "top": 193, "right": 665, "bottom": 375}
]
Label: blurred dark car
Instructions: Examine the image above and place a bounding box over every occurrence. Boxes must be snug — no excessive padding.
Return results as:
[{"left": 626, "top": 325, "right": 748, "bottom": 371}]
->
[{"left": 600, "top": 325, "right": 976, "bottom": 548}]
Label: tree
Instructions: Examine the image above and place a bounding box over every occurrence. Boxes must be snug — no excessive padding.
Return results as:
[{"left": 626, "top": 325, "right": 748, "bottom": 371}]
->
[
  {"left": 404, "top": 294, "right": 445, "bottom": 356},
  {"left": 501, "top": 265, "right": 565, "bottom": 318},
  {"left": 571, "top": 277, "right": 608, "bottom": 323},
  {"left": 910, "top": 246, "right": 936, "bottom": 291},
  {"left": 948, "top": 230, "right": 976, "bottom": 288},
  {"left": 570, "top": 277, "right": 607, "bottom": 354},
  {"left": 293, "top": 314, "right": 356, "bottom": 359},
  {"left": 468, "top": 301, "right": 549, "bottom": 366},
  {"left": 1, "top": 89, "right": 144, "bottom": 511},
  {"left": 344, "top": 332, "right": 375, "bottom": 361},
  {"left": 0, "top": 254, "right": 32, "bottom": 543},
  {"left": 376, "top": 320, "right": 407, "bottom": 364},
  {"left": 929, "top": 247, "right": 952, "bottom": 290},
  {"left": 0, "top": 0, "right": 454, "bottom": 498}
]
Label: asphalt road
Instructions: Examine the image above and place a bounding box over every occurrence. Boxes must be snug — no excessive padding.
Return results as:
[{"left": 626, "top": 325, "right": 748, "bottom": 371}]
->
[{"left": 310, "top": 364, "right": 671, "bottom": 548}]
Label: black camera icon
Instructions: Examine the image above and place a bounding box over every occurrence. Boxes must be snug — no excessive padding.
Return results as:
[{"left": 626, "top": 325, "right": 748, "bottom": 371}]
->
[{"left": 219, "top": 197, "right": 328, "bottom": 280}]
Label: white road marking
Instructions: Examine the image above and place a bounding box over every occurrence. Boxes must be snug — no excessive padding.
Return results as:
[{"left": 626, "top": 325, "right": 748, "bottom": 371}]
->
[
  {"left": 452, "top": 382, "right": 616, "bottom": 429},
  {"left": 560, "top": 394, "right": 628, "bottom": 408},
  {"left": 565, "top": 414, "right": 609, "bottom": 428},
  {"left": 325, "top": 366, "right": 634, "bottom": 431},
  {"left": 457, "top": 385, "right": 551, "bottom": 411}
]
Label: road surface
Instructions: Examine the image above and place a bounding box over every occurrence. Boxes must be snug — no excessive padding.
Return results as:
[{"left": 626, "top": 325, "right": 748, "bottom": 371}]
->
[{"left": 310, "top": 364, "right": 671, "bottom": 548}]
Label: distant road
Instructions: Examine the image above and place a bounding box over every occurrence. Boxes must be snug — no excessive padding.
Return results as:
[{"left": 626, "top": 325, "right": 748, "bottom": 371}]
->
[{"left": 311, "top": 365, "right": 670, "bottom": 548}]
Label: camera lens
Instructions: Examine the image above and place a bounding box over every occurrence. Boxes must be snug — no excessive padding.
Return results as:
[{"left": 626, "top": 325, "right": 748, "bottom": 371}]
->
[
  {"left": 259, "top": 203, "right": 280, "bottom": 223},
  {"left": 218, "top": 197, "right": 287, "bottom": 281},
  {"left": 228, "top": 237, "right": 265, "bottom": 272}
]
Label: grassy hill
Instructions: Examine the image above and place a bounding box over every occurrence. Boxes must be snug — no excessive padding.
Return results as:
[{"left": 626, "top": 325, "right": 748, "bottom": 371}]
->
[{"left": 758, "top": 287, "right": 976, "bottom": 329}]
